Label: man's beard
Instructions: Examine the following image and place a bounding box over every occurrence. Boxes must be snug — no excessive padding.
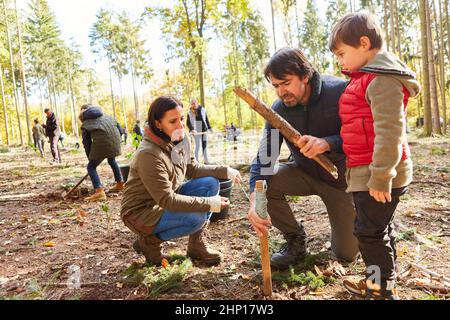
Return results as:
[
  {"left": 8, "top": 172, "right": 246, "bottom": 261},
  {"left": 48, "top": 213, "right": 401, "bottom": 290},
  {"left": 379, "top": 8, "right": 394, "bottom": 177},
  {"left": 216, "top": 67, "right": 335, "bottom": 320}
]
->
[{"left": 281, "top": 93, "right": 299, "bottom": 107}]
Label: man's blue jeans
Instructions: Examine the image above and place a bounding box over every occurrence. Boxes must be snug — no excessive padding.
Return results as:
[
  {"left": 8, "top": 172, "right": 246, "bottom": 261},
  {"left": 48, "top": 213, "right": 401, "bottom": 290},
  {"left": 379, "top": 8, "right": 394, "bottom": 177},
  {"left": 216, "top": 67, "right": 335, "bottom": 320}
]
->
[
  {"left": 87, "top": 157, "right": 123, "bottom": 189},
  {"left": 153, "top": 177, "right": 220, "bottom": 241}
]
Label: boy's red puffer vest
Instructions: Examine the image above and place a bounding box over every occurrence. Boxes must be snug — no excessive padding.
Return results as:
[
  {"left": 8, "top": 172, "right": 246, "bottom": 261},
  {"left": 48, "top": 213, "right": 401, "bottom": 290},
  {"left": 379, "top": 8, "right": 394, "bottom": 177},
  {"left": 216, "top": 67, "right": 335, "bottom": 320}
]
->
[{"left": 339, "top": 72, "right": 410, "bottom": 167}]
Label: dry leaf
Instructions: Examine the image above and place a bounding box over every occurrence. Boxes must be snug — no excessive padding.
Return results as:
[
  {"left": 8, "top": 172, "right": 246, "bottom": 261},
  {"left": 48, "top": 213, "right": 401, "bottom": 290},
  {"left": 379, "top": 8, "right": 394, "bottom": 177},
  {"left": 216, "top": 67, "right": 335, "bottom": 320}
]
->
[
  {"left": 314, "top": 265, "right": 323, "bottom": 276},
  {"left": 77, "top": 209, "right": 87, "bottom": 217},
  {"left": 43, "top": 241, "right": 56, "bottom": 247},
  {"left": 161, "top": 258, "right": 169, "bottom": 269}
]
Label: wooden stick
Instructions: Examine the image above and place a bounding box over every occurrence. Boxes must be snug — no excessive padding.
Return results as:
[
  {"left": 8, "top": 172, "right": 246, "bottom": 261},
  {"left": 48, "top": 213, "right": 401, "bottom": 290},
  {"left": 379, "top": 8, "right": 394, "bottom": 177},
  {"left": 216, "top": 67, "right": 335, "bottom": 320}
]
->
[
  {"left": 62, "top": 174, "right": 89, "bottom": 199},
  {"left": 410, "top": 263, "right": 450, "bottom": 284},
  {"left": 255, "top": 180, "right": 272, "bottom": 296},
  {"left": 233, "top": 87, "right": 338, "bottom": 179},
  {"left": 259, "top": 232, "right": 272, "bottom": 296}
]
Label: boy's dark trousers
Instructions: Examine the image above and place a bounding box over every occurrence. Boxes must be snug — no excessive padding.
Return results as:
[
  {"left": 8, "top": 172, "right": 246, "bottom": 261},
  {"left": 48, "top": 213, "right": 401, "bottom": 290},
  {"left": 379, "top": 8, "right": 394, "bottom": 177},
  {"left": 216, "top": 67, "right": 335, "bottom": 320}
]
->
[{"left": 352, "top": 186, "right": 408, "bottom": 292}]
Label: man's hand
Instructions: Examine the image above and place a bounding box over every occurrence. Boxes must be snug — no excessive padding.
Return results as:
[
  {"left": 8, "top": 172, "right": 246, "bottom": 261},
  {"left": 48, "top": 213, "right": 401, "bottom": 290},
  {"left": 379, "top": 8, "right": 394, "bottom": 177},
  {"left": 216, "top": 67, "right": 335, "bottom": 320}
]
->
[
  {"left": 247, "top": 192, "right": 271, "bottom": 237},
  {"left": 369, "top": 188, "right": 392, "bottom": 203},
  {"left": 295, "top": 135, "right": 330, "bottom": 159}
]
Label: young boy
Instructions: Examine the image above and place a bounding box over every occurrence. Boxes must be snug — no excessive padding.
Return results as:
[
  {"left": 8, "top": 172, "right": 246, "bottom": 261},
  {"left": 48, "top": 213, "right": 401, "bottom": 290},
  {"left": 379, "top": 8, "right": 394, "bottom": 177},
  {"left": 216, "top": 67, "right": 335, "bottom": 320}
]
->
[{"left": 329, "top": 11, "right": 421, "bottom": 299}]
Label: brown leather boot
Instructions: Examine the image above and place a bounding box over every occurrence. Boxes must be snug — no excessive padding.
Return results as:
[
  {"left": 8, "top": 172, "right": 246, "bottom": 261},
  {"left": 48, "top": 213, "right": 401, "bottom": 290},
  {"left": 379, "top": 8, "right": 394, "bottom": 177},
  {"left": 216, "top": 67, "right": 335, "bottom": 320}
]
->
[
  {"left": 187, "top": 224, "right": 221, "bottom": 265},
  {"left": 133, "top": 235, "right": 167, "bottom": 266},
  {"left": 110, "top": 181, "right": 125, "bottom": 192},
  {"left": 85, "top": 188, "right": 106, "bottom": 201}
]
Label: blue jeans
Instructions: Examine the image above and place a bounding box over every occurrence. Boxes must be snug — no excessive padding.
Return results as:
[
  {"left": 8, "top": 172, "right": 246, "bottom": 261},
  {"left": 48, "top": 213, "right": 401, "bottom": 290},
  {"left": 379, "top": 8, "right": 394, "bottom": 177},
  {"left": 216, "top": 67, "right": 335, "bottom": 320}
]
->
[
  {"left": 87, "top": 157, "right": 123, "bottom": 189},
  {"left": 153, "top": 177, "right": 220, "bottom": 241}
]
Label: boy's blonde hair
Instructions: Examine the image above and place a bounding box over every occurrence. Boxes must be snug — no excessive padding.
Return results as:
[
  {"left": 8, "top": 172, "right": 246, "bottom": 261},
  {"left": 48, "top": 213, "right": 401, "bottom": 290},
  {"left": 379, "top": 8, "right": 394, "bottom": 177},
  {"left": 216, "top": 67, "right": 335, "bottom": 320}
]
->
[{"left": 329, "top": 10, "right": 383, "bottom": 52}]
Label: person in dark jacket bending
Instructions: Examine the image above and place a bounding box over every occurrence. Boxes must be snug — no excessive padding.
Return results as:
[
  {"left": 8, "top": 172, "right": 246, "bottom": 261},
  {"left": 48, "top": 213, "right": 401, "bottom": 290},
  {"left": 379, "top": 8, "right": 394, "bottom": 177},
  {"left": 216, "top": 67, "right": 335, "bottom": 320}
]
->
[{"left": 79, "top": 104, "right": 124, "bottom": 202}]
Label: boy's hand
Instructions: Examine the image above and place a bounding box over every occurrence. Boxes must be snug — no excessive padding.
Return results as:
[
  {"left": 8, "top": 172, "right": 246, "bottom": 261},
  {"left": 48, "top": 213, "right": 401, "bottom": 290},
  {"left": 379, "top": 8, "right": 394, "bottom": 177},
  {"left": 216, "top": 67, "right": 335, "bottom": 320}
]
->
[{"left": 369, "top": 188, "right": 392, "bottom": 203}]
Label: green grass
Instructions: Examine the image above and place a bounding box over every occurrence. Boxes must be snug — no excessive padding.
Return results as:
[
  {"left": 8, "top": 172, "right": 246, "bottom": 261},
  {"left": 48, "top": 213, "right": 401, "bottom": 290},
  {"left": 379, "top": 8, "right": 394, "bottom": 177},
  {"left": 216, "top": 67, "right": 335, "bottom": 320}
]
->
[
  {"left": 272, "top": 266, "right": 336, "bottom": 291},
  {"left": 430, "top": 146, "right": 447, "bottom": 156},
  {"left": 122, "top": 259, "right": 193, "bottom": 297},
  {"left": 397, "top": 227, "right": 416, "bottom": 242}
]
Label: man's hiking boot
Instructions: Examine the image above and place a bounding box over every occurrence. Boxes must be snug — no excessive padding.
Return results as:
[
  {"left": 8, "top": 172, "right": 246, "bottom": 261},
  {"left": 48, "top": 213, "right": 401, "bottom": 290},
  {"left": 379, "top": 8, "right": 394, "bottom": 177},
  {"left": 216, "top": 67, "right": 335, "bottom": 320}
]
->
[
  {"left": 133, "top": 235, "right": 168, "bottom": 266},
  {"left": 270, "top": 230, "right": 307, "bottom": 270},
  {"left": 187, "top": 223, "right": 221, "bottom": 266},
  {"left": 85, "top": 188, "right": 106, "bottom": 202}
]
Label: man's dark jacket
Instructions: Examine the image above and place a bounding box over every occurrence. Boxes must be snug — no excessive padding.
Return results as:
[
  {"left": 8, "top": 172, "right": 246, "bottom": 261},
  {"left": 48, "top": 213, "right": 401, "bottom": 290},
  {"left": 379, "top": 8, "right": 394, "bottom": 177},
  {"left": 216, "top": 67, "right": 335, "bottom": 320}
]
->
[
  {"left": 44, "top": 112, "right": 60, "bottom": 138},
  {"left": 250, "top": 72, "right": 348, "bottom": 192}
]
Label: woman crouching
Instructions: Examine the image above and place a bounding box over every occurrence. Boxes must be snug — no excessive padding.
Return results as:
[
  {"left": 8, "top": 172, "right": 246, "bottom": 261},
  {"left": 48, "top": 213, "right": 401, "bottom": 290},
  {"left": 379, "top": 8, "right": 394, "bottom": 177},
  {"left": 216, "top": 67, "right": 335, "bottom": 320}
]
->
[{"left": 121, "top": 96, "right": 241, "bottom": 266}]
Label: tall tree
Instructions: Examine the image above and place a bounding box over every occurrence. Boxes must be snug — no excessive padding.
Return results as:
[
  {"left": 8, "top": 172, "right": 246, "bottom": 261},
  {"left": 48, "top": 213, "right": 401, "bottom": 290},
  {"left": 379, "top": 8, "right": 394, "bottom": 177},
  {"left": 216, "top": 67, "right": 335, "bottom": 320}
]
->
[
  {"left": 13, "top": 0, "right": 31, "bottom": 144},
  {"left": 2, "top": 0, "right": 22, "bottom": 145},
  {"left": 0, "top": 63, "right": 9, "bottom": 145},
  {"left": 419, "top": 0, "right": 433, "bottom": 136},
  {"left": 425, "top": 0, "right": 441, "bottom": 134}
]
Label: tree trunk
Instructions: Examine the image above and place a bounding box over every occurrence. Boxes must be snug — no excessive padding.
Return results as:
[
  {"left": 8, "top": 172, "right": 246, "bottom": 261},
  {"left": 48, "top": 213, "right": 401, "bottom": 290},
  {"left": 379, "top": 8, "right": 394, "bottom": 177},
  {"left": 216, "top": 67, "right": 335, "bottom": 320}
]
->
[
  {"left": 0, "top": 63, "right": 10, "bottom": 146},
  {"left": 270, "top": 0, "right": 277, "bottom": 52},
  {"left": 108, "top": 60, "right": 116, "bottom": 120},
  {"left": 118, "top": 77, "right": 127, "bottom": 131},
  {"left": 425, "top": 0, "right": 442, "bottom": 134},
  {"left": 394, "top": 0, "right": 401, "bottom": 55},
  {"left": 437, "top": 0, "right": 447, "bottom": 133},
  {"left": 219, "top": 58, "right": 228, "bottom": 126},
  {"left": 384, "top": 0, "right": 390, "bottom": 51},
  {"left": 66, "top": 58, "right": 78, "bottom": 138},
  {"left": 295, "top": 0, "right": 301, "bottom": 47},
  {"left": 389, "top": 0, "right": 396, "bottom": 53},
  {"left": 419, "top": 0, "right": 432, "bottom": 136},
  {"left": 197, "top": 53, "right": 205, "bottom": 109},
  {"left": 445, "top": 0, "right": 450, "bottom": 67},
  {"left": 2, "top": 0, "right": 22, "bottom": 145},
  {"left": 130, "top": 63, "right": 139, "bottom": 121},
  {"left": 13, "top": 0, "right": 30, "bottom": 145},
  {"left": 232, "top": 18, "right": 242, "bottom": 128}
]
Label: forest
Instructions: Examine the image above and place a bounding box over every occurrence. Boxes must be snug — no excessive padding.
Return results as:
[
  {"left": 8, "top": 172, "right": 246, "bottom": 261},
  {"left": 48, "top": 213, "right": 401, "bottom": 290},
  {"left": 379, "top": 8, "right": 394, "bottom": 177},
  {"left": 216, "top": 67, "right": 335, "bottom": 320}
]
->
[{"left": 0, "top": 0, "right": 448, "bottom": 302}]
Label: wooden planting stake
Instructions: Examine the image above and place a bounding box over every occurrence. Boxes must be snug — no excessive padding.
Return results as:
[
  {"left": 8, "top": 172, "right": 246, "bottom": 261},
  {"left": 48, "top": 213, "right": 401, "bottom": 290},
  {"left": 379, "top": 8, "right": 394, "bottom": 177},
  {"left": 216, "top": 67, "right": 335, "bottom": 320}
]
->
[{"left": 255, "top": 180, "right": 272, "bottom": 296}]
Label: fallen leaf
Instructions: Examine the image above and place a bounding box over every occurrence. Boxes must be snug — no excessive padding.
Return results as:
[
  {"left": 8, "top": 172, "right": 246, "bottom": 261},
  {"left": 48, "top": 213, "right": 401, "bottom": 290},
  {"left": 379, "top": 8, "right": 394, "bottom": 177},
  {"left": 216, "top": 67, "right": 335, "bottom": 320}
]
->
[
  {"left": 116, "top": 282, "right": 123, "bottom": 288},
  {"left": 314, "top": 265, "right": 323, "bottom": 276},
  {"left": 49, "top": 219, "right": 61, "bottom": 225},
  {"left": 101, "top": 269, "right": 109, "bottom": 275},
  {"left": 77, "top": 209, "right": 87, "bottom": 217},
  {"left": 43, "top": 241, "right": 56, "bottom": 247},
  {"left": 161, "top": 258, "right": 169, "bottom": 269}
]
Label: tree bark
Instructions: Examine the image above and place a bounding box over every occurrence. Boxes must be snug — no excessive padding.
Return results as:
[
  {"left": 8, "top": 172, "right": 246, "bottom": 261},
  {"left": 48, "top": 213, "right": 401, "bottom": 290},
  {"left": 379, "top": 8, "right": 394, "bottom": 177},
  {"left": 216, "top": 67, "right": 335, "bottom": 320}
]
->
[
  {"left": 13, "top": 0, "right": 30, "bottom": 145},
  {"left": 437, "top": 0, "right": 447, "bottom": 133},
  {"left": 0, "top": 63, "right": 10, "bottom": 146},
  {"left": 2, "top": 0, "right": 22, "bottom": 145},
  {"left": 419, "top": 0, "right": 432, "bottom": 136},
  {"left": 107, "top": 60, "right": 116, "bottom": 121},
  {"left": 425, "top": 0, "right": 442, "bottom": 134},
  {"left": 118, "top": 77, "right": 127, "bottom": 131},
  {"left": 270, "top": 0, "right": 277, "bottom": 52},
  {"left": 384, "top": 0, "right": 391, "bottom": 51}
]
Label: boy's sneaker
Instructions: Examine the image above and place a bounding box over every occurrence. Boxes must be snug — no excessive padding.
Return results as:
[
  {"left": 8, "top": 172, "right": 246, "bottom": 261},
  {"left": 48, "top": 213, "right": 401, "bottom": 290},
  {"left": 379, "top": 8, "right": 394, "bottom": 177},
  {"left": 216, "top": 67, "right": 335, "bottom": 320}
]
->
[
  {"left": 366, "top": 288, "right": 400, "bottom": 300},
  {"left": 343, "top": 278, "right": 368, "bottom": 298},
  {"left": 343, "top": 278, "right": 400, "bottom": 300}
]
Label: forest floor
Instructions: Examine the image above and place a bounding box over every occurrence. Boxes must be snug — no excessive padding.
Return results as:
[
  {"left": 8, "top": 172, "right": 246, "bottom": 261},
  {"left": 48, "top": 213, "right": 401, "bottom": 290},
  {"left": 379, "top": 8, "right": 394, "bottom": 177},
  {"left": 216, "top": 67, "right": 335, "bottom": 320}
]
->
[{"left": 0, "top": 130, "right": 449, "bottom": 300}]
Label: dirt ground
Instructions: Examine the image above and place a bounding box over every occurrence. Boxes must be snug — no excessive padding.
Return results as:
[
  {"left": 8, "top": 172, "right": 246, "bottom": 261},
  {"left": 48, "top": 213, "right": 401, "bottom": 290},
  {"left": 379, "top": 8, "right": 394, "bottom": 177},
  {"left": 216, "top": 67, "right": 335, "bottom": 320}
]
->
[{"left": 0, "top": 131, "right": 449, "bottom": 300}]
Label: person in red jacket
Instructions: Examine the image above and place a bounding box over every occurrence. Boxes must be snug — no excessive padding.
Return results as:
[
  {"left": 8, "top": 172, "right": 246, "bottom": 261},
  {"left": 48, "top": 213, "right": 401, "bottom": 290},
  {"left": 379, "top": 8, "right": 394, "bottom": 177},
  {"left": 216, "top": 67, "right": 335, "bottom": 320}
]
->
[{"left": 329, "top": 11, "right": 421, "bottom": 299}]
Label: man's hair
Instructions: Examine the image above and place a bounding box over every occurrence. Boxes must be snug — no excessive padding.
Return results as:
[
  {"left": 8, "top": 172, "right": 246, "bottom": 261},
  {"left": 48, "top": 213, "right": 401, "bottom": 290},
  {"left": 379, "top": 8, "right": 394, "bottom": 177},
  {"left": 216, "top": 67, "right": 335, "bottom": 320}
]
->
[
  {"left": 44, "top": 108, "right": 50, "bottom": 113},
  {"left": 147, "top": 96, "right": 183, "bottom": 142},
  {"left": 264, "top": 48, "right": 315, "bottom": 82},
  {"left": 80, "top": 104, "right": 93, "bottom": 111},
  {"left": 34, "top": 118, "right": 39, "bottom": 124},
  {"left": 329, "top": 10, "right": 383, "bottom": 52}
]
